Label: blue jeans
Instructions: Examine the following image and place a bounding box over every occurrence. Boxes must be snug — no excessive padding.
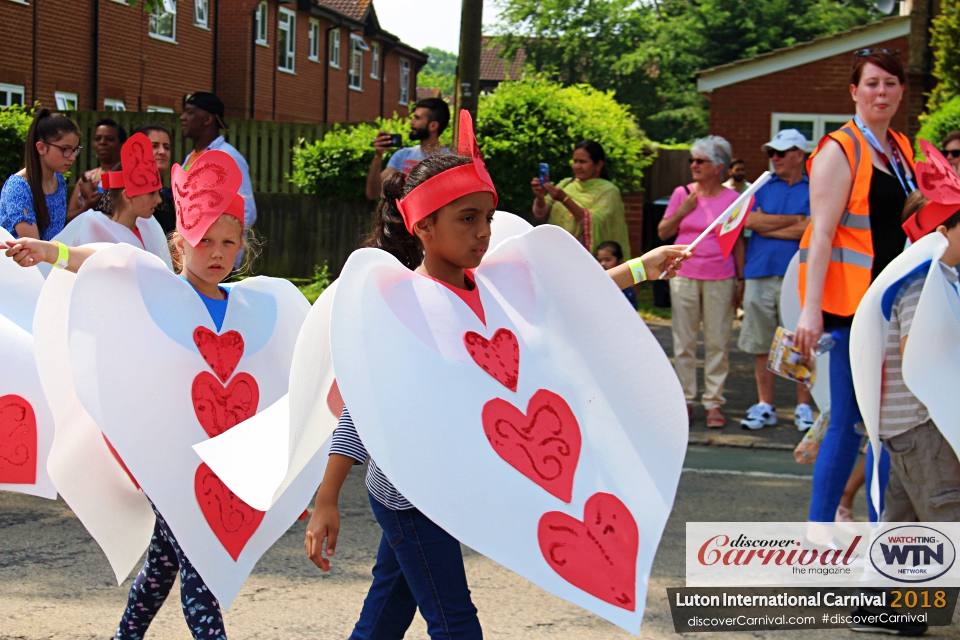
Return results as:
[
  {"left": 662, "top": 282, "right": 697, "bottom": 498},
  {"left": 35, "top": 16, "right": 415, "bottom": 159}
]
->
[
  {"left": 809, "top": 326, "right": 889, "bottom": 522},
  {"left": 350, "top": 493, "right": 482, "bottom": 640}
]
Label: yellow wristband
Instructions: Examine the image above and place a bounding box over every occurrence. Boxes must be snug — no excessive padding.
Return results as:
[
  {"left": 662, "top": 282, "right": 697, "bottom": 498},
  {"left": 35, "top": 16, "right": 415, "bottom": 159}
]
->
[
  {"left": 53, "top": 241, "right": 69, "bottom": 270},
  {"left": 626, "top": 257, "right": 647, "bottom": 284}
]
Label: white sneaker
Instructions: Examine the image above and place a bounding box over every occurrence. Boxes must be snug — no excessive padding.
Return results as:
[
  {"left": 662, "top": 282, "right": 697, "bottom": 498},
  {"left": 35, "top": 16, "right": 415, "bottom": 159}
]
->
[
  {"left": 795, "top": 403, "right": 815, "bottom": 431},
  {"left": 741, "top": 403, "right": 777, "bottom": 430}
]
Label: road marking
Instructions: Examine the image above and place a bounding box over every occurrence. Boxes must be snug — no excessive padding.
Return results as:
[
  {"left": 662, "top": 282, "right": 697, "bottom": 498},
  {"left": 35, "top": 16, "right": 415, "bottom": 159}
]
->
[{"left": 683, "top": 467, "right": 812, "bottom": 480}]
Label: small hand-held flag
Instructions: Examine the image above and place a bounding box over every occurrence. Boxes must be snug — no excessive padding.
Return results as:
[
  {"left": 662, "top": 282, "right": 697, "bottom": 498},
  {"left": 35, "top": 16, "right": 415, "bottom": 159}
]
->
[{"left": 715, "top": 172, "right": 771, "bottom": 259}]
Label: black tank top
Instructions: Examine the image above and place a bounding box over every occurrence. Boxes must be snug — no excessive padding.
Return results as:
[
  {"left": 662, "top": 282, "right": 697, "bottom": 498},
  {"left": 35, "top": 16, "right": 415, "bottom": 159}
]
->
[{"left": 823, "top": 163, "right": 908, "bottom": 328}]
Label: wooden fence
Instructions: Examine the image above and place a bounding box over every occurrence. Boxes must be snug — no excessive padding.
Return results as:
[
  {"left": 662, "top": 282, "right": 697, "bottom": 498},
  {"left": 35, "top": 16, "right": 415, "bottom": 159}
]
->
[
  {"left": 66, "top": 111, "right": 331, "bottom": 193},
  {"left": 642, "top": 147, "right": 691, "bottom": 202}
]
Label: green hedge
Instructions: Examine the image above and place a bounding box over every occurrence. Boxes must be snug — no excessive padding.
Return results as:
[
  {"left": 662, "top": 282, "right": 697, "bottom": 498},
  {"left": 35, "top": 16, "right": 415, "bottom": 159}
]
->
[
  {"left": 0, "top": 105, "right": 33, "bottom": 183},
  {"left": 477, "top": 76, "right": 654, "bottom": 214},
  {"left": 290, "top": 77, "right": 654, "bottom": 214},
  {"left": 916, "top": 95, "right": 960, "bottom": 160}
]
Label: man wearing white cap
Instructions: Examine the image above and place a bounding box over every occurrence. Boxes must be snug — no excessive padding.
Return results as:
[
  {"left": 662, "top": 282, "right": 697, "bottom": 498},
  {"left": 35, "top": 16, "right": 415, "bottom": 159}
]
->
[{"left": 739, "top": 129, "right": 815, "bottom": 431}]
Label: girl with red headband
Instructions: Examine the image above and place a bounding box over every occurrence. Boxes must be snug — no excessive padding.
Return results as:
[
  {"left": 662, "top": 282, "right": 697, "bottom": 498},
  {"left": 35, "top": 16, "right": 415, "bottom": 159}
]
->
[
  {"left": 3, "top": 151, "right": 312, "bottom": 640},
  {"left": 302, "top": 112, "right": 689, "bottom": 638}
]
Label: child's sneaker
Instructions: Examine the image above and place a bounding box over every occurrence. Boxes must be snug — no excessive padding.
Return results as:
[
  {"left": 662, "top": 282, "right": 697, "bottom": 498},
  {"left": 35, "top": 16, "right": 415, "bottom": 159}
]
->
[
  {"left": 795, "top": 403, "right": 815, "bottom": 431},
  {"left": 741, "top": 403, "right": 777, "bottom": 430}
]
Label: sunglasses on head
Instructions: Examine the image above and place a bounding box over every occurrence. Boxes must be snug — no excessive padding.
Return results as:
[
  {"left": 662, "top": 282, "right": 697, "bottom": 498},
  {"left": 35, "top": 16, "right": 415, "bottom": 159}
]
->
[
  {"left": 941, "top": 149, "right": 960, "bottom": 159},
  {"left": 766, "top": 148, "right": 799, "bottom": 159},
  {"left": 853, "top": 48, "right": 900, "bottom": 57},
  {"left": 689, "top": 157, "right": 713, "bottom": 165}
]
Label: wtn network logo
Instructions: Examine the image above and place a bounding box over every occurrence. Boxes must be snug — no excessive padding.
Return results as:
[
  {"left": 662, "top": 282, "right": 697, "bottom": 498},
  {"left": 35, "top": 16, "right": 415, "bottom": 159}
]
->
[{"left": 870, "top": 526, "right": 957, "bottom": 583}]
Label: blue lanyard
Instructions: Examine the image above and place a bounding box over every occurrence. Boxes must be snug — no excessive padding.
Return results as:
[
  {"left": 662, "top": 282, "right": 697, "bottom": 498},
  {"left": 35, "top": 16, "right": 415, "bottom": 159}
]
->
[{"left": 853, "top": 115, "right": 916, "bottom": 196}]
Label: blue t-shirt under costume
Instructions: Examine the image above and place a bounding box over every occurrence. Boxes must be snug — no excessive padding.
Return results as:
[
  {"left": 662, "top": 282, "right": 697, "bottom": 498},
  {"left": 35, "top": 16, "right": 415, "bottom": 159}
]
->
[
  {"left": 743, "top": 174, "right": 810, "bottom": 280},
  {"left": 181, "top": 276, "right": 230, "bottom": 331},
  {"left": 0, "top": 173, "right": 68, "bottom": 241},
  {"left": 386, "top": 145, "right": 451, "bottom": 175}
]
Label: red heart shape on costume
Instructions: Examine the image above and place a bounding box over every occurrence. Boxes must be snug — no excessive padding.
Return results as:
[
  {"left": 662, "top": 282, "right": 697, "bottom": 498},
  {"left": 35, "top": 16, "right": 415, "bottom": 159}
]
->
[
  {"left": 0, "top": 395, "right": 37, "bottom": 484},
  {"left": 538, "top": 492, "right": 638, "bottom": 611},
  {"left": 192, "top": 371, "right": 260, "bottom": 438},
  {"left": 101, "top": 434, "right": 140, "bottom": 489},
  {"left": 194, "top": 463, "right": 266, "bottom": 561},
  {"left": 193, "top": 327, "right": 245, "bottom": 383},
  {"left": 464, "top": 328, "right": 519, "bottom": 391},
  {"left": 482, "top": 389, "right": 580, "bottom": 502}
]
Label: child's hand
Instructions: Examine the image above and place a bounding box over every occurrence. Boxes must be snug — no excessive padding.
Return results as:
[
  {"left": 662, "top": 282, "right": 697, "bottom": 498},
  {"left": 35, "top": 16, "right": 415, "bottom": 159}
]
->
[
  {"left": 642, "top": 244, "right": 692, "bottom": 280},
  {"left": 304, "top": 502, "right": 340, "bottom": 571},
  {"left": 2, "top": 238, "right": 52, "bottom": 268}
]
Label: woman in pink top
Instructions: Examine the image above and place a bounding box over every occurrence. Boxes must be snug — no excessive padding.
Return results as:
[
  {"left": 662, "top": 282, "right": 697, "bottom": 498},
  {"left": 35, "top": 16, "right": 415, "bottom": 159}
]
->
[{"left": 658, "top": 136, "right": 744, "bottom": 427}]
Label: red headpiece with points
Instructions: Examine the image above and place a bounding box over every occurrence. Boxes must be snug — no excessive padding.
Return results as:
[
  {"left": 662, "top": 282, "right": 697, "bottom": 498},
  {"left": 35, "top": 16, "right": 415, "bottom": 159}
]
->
[
  {"left": 99, "top": 132, "right": 163, "bottom": 197},
  {"left": 396, "top": 109, "right": 498, "bottom": 233},
  {"left": 902, "top": 140, "right": 960, "bottom": 242},
  {"left": 171, "top": 150, "right": 245, "bottom": 247}
]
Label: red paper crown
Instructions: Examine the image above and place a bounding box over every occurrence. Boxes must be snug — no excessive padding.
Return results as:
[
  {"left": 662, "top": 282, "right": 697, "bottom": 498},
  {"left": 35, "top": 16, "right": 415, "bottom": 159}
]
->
[
  {"left": 902, "top": 140, "right": 960, "bottom": 242},
  {"left": 171, "top": 149, "right": 245, "bottom": 247},
  {"left": 99, "top": 132, "right": 162, "bottom": 198},
  {"left": 396, "top": 110, "right": 497, "bottom": 233}
]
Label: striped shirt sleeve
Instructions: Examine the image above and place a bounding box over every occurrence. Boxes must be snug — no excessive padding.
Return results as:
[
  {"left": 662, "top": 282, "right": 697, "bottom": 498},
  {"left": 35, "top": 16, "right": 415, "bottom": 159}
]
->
[
  {"left": 897, "top": 278, "right": 923, "bottom": 338},
  {"left": 329, "top": 406, "right": 367, "bottom": 464}
]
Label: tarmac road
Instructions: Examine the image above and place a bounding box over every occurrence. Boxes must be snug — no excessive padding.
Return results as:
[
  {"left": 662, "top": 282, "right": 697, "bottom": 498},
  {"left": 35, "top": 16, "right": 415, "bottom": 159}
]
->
[{"left": 3, "top": 448, "right": 957, "bottom": 639}]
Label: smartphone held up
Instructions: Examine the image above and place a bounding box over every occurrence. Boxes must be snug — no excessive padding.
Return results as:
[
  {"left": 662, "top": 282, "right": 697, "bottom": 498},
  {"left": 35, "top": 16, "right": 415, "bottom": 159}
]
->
[{"left": 538, "top": 162, "right": 550, "bottom": 186}]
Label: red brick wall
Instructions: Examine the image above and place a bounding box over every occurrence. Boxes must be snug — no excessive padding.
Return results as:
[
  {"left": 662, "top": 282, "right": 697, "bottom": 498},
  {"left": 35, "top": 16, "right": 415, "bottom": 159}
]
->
[
  {"left": 706, "top": 35, "right": 911, "bottom": 182},
  {"left": 622, "top": 191, "right": 644, "bottom": 259}
]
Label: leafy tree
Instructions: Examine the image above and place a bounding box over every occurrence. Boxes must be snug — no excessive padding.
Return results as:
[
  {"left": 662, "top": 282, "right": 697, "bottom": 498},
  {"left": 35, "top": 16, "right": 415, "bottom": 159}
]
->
[
  {"left": 927, "top": 0, "right": 960, "bottom": 111},
  {"left": 0, "top": 104, "right": 34, "bottom": 182},
  {"left": 419, "top": 47, "right": 458, "bottom": 95},
  {"left": 492, "top": 0, "right": 879, "bottom": 142},
  {"left": 917, "top": 96, "right": 960, "bottom": 158}
]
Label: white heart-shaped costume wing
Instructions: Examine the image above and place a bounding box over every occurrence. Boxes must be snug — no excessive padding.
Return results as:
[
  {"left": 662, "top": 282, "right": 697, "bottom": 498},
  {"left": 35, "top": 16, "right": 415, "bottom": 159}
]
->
[
  {"left": 33, "top": 266, "right": 156, "bottom": 580},
  {"left": 331, "top": 225, "right": 687, "bottom": 634},
  {"left": 38, "top": 210, "right": 173, "bottom": 277},
  {"left": 0, "top": 227, "right": 45, "bottom": 332},
  {"left": 195, "top": 211, "right": 535, "bottom": 511},
  {"left": 780, "top": 251, "right": 830, "bottom": 412},
  {"left": 67, "top": 244, "right": 324, "bottom": 609},
  {"left": 850, "top": 232, "right": 947, "bottom": 514},
  {"left": 902, "top": 246, "right": 960, "bottom": 459}
]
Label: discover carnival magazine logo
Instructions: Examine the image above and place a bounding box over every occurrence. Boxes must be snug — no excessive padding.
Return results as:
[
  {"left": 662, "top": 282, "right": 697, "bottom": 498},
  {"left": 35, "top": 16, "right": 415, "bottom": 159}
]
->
[{"left": 686, "top": 523, "right": 960, "bottom": 588}]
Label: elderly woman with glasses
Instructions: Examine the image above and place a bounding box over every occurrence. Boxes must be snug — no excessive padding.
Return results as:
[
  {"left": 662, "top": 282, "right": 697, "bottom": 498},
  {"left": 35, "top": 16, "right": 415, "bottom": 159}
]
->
[{"left": 658, "top": 135, "right": 744, "bottom": 428}]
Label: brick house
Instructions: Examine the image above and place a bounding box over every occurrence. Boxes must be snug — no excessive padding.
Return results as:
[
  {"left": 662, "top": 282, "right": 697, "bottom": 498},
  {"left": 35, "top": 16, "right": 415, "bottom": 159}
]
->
[
  {"left": 695, "top": 14, "right": 930, "bottom": 181},
  {"left": 0, "top": 0, "right": 426, "bottom": 123}
]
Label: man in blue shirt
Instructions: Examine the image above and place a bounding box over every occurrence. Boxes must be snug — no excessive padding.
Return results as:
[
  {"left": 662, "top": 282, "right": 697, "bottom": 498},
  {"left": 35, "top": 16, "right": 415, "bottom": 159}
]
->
[
  {"left": 365, "top": 98, "right": 451, "bottom": 200},
  {"left": 738, "top": 129, "right": 814, "bottom": 431}
]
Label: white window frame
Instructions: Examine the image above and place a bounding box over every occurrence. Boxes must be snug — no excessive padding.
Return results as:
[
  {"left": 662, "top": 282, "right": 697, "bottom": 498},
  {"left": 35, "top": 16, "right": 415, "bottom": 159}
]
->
[
  {"left": 399, "top": 58, "right": 410, "bottom": 105},
  {"left": 104, "top": 98, "right": 126, "bottom": 111},
  {"left": 0, "top": 82, "right": 25, "bottom": 107},
  {"left": 349, "top": 35, "right": 368, "bottom": 90},
  {"left": 147, "top": 105, "right": 175, "bottom": 113},
  {"left": 329, "top": 28, "right": 341, "bottom": 68},
  {"left": 8, "top": 0, "right": 30, "bottom": 6},
  {"left": 149, "top": 0, "right": 177, "bottom": 43},
  {"left": 55, "top": 91, "right": 79, "bottom": 110},
  {"left": 194, "top": 0, "right": 208, "bottom": 28},
  {"left": 308, "top": 18, "right": 320, "bottom": 61},
  {"left": 771, "top": 112, "right": 854, "bottom": 153},
  {"left": 255, "top": 1, "right": 268, "bottom": 46},
  {"left": 278, "top": 7, "right": 296, "bottom": 73},
  {"left": 370, "top": 41, "right": 380, "bottom": 79}
]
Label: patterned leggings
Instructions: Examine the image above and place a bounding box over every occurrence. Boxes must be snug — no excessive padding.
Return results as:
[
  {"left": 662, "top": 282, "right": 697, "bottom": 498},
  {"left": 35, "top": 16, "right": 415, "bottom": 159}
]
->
[{"left": 114, "top": 504, "right": 227, "bottom": 640}]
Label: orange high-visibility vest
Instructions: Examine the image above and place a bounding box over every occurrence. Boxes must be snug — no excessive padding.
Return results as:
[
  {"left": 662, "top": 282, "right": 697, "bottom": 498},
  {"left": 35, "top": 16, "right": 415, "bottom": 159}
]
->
[{"left": 798, "top": 121, "right": 915, "bottom": 317}]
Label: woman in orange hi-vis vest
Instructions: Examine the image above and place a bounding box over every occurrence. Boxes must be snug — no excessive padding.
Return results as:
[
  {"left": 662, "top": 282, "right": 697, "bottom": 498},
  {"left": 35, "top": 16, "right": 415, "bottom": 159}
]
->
[{"left": 795, "top": 51, "right": 915, "bottom": 526}]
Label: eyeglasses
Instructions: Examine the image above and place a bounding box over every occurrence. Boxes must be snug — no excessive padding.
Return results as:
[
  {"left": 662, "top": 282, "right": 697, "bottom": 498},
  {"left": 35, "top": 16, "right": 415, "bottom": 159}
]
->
[
  {"left": 941, "top": 149, "right": 960, "bottom": 159},
  {"left": 766, "top": 148, "right": 800, "bottom": 159},
  {"left": 689, "top": 158, "right": 713, "bottom": 165},
  {"left": 45, "top": 142, "right": 82, "bottom": 159},
  {"left": 853, "top": 48, "right": 900, "bottom": 57}
]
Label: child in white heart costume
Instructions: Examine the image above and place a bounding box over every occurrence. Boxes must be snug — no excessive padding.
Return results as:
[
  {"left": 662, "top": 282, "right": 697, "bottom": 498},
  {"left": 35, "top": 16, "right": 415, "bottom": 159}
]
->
[
  {"left": 198, "top": 111, "right": 690, "bottom": 636},
  {"left": 3, "top": 150, "right": 318, "bottom": 639},
  {"left": 37, "top": 132, "right": 172, "bottom": 277}
]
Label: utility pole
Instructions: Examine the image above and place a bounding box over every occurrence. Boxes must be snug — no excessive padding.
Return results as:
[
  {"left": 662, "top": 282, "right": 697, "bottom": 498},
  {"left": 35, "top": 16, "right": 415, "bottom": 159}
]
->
[{"left": 454, "top": 0, "right": 483, "bottom": 145}]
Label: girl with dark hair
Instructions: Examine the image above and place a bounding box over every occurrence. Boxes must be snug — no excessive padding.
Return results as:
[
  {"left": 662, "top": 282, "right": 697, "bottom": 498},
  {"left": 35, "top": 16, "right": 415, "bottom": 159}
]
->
[
  {"left": 68, "top": 118, "right": 127, "bottom": 217},
  {"left": 305, "top": 113, "right": 688, "bottom": 639},
  {"left": 531, "top": 139, "right": 631, "bottom": 258},
  {"left": 0, "top": 108, "right": 80, "bottom": 240},
  {"left": 134, "top": 123, "right": 176, "bottom": 234}
]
